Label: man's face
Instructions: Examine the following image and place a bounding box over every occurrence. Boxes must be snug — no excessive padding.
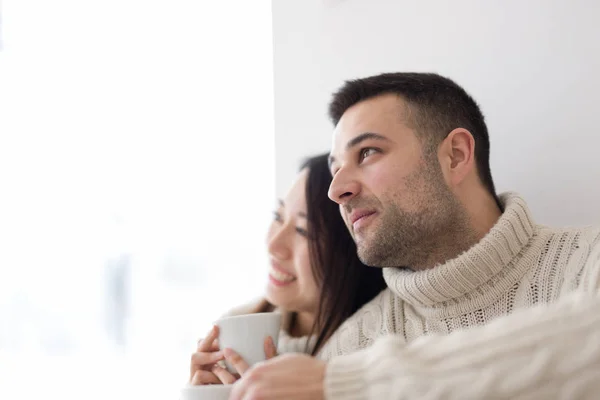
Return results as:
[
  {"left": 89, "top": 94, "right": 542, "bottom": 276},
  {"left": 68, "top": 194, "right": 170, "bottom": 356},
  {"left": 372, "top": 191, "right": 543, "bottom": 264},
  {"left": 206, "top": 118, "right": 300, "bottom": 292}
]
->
[{"left": 328, "top": 94, "right": 465, "bottom": 268}]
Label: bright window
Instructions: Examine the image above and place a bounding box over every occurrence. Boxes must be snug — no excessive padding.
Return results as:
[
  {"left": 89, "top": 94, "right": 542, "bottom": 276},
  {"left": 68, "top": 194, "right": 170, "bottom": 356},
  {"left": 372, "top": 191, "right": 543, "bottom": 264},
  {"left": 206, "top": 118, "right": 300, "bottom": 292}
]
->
[{"left": 0, "top": 1, "right": 275, "bottom": 398}]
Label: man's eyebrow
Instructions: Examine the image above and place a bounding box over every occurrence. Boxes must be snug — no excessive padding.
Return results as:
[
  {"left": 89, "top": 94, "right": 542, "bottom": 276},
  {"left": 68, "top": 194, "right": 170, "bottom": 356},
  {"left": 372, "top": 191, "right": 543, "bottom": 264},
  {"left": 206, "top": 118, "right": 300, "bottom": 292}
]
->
[
  {"left": 346, "top": 132, "right": 390, "bottom": 150},
  {"left": 329, "top": 132, "right": 389, "bottom": 168}
]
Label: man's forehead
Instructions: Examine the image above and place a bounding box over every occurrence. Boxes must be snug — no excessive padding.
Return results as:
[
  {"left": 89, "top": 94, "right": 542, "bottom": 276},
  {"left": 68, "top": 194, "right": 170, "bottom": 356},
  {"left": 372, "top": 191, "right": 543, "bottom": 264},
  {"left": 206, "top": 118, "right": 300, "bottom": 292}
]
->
[
  {"left": 336, "top": 96, "right": 396, "bottom": 132},
  {"left": 331, "top": 94, "right": 404, "bottom": 154}
]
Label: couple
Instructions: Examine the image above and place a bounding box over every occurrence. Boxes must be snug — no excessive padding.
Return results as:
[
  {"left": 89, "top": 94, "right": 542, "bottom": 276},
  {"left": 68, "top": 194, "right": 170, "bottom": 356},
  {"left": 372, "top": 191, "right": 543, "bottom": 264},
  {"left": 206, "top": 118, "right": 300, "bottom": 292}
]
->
[
  {"left": 189, "top": 152, "right": 387, "bottom": 384},
  {"left": 194, "top": 72, "right": 600, "bottom": 399}
]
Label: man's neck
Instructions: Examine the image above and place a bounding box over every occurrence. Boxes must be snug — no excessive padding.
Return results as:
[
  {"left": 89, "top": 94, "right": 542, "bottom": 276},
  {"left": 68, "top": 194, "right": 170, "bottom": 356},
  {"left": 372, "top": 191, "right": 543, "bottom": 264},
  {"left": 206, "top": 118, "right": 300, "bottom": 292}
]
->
[
  {"left": 467, "top": 190, "right": 503, "bottom": 240},
  {"left": 411, "top": 191, "right": 502, "bottom": 271}
]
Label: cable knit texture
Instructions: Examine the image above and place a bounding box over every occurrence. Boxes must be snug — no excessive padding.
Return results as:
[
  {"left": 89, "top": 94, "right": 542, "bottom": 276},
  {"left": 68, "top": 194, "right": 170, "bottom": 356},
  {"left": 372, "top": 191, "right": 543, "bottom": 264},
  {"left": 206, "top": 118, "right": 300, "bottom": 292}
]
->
[{"left": 318, "top": 192, "right": 600, "bottom": 399}]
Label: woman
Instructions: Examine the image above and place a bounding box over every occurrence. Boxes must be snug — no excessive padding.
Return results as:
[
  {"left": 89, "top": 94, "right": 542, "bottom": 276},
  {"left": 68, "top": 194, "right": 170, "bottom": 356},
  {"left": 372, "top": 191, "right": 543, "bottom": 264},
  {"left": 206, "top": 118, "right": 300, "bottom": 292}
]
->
[{"left": 189, "top": 153, "right": 386, "bottom": 385}]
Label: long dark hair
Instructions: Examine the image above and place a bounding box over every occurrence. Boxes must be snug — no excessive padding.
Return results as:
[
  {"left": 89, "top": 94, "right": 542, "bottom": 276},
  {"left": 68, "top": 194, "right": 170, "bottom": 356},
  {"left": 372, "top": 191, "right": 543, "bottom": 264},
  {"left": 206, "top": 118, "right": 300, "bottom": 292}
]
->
[{"left": 300, "top": 153, "right": 386, "bottom": 355}]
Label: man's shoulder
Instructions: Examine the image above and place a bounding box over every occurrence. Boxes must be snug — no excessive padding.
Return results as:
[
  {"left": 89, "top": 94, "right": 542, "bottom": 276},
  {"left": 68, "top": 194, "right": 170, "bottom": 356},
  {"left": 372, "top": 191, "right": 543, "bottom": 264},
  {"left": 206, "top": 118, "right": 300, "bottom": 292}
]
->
[
  {"left": 534, "top": 224, "right": 600, "bottom": 250},
  {"left": 536, "top": 224, "right": 600, "bottom": 238},
  {"left": 567, "top": 226, "right": 600, "bottom": 292},
  {"left": 317, "top": 288, "right": 401, "bottom": 359},
  {"left": 349, "top": 287, "right": 397, "bottom": 320},
  {"left": 338, "top": 287, "right": 400, "bottom": 337},
  {"left": 533, "top": 224, "right": 600, "bottom": 292}
]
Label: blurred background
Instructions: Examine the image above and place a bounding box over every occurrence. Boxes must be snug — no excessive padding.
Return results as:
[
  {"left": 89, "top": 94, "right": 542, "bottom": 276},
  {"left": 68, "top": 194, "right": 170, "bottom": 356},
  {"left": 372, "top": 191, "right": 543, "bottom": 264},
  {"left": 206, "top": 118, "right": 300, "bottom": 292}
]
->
[
  {"left": 0, "top": 1, "right": 274, "bottom": 398},
  {"left": 1, "top": 1, "right": 600, "bottom": 399}
]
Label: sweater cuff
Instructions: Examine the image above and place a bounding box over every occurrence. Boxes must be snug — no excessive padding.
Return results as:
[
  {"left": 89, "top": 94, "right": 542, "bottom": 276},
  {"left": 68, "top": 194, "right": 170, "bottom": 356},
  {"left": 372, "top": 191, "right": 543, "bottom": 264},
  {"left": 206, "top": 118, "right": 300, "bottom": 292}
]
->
[{"left": 324, "top": 351, "right": 370, "bottom": 400}]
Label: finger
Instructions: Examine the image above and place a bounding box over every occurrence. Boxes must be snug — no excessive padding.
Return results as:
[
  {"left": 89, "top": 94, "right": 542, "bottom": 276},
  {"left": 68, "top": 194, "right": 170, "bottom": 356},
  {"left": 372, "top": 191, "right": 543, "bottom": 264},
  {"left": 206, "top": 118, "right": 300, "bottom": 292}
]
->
[
  {"left": 211, "top": 363, "right": 238, "bottom": 384},
  {"left": 197, "top": 338, "right": 220, "bottom": 353},
  {"left": 264, "top": 336, "right": 278, "bottom": 359},
  {"left": 196, "top": 342, "right": 220, "bottom": 353},
  {"left": 223, "top": 348, "right": 251, "bottom": 375},
  {"left": 190, "top": 369, "right": 221, "bottom": 385},
  {"left": 197, "top": 326, "right": 220, "bottom": 352},
  {"left": 190, "top": 350, "right": 224, "bottom": 379},
  {"left": 191, "top": 350, "right": 224, "bottom": 368}
]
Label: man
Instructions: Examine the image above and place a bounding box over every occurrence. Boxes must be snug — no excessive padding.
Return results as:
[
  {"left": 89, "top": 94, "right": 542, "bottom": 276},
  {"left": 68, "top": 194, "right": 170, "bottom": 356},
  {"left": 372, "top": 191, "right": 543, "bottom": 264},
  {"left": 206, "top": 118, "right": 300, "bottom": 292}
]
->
[{"left": 229, "top": 73, "right": 600, "bottom": 399}]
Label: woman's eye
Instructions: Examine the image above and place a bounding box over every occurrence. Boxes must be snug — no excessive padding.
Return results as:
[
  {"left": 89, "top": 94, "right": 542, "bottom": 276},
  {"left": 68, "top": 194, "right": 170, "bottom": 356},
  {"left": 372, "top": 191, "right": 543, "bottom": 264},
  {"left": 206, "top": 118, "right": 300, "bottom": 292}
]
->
[
  {"left": 295, "top": 227, "right": 308, "bottom": 237},
  {"left": 273, "top": 211, "right": 283, "bottom": 222}
]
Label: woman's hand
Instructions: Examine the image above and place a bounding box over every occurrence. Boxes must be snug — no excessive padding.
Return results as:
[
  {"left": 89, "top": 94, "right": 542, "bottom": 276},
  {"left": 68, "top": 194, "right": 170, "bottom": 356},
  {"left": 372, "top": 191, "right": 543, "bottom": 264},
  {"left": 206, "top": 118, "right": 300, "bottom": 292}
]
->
[
  {"left": 189, "top": 325, "right": 227, "bottom": 385},
  {"left": 264, "top": 335, "right": 278, "bottom": 359},
  {"left": 190, "top": 326, "right": 279, "bottom": 385},
  {"left": 221, "top": 335, "right": 279, "bottom": 377}
]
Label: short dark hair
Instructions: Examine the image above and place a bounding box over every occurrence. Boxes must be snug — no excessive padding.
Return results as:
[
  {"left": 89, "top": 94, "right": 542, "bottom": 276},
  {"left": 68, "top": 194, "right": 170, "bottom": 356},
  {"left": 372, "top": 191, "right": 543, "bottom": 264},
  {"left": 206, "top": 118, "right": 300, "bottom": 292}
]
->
[
  {"left": 328, "top": 72, "right": 497, "bottom": 198},
  {"left": 300, "top": 153, "right": 386, "bottom": 355}
]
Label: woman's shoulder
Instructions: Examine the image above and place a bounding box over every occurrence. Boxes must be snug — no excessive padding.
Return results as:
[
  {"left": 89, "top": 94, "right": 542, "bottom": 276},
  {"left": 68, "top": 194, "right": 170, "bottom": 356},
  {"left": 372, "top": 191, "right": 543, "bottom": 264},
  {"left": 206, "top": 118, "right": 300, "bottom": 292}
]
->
[
  {"left": 220, "top": 297, "right": 275, "bottom": 318},
  {"left": 277, "top": 328, "right": 316, "bottom": 354}
]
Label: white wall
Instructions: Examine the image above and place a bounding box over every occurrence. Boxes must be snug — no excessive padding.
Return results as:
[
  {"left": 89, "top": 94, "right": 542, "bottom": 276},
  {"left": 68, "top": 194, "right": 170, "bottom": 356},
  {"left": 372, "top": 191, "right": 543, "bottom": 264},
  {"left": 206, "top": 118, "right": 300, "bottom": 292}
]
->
[{"left": 272, "top": 0, "right": 600, "bottom": 226}]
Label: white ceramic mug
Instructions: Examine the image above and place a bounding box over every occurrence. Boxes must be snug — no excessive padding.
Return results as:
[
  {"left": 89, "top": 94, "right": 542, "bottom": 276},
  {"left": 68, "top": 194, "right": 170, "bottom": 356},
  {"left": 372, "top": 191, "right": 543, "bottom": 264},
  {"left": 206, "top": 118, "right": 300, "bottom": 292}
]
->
[
  {"left": 180, "top": 384, "right": 233, "bottom": 400},
  {"left": 215, "top": 312, "right": 282, "bottom": 373}
]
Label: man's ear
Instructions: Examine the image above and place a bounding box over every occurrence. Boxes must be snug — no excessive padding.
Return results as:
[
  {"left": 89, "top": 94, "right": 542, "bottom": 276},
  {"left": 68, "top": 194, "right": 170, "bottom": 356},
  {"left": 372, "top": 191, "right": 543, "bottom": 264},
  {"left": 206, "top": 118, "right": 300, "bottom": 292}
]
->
[{"left": 437, "top": 128, "right": 476, "bottom": 186}]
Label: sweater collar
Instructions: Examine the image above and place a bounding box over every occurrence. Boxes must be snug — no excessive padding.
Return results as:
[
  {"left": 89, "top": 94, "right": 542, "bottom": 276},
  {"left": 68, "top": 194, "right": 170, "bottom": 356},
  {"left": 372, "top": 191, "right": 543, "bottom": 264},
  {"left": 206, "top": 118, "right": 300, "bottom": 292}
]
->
[{"left": 383, "top": 192, "right": 536, "bottom": 313}]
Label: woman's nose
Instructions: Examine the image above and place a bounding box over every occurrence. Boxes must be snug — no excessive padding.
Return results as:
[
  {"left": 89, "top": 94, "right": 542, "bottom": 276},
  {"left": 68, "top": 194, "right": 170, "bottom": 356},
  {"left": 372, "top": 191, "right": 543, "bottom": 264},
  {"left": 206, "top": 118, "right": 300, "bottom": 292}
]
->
[{"left": 267, "top": 225, "right": 292, "bottom": 260}]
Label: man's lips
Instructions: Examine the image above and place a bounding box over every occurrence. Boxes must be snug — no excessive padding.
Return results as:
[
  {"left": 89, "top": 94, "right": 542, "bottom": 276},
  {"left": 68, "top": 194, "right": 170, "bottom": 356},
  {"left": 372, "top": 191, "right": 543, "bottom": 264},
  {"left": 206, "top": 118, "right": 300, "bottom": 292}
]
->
[{"left": 349, "top": 209, "right": 376, "bottom": 226}]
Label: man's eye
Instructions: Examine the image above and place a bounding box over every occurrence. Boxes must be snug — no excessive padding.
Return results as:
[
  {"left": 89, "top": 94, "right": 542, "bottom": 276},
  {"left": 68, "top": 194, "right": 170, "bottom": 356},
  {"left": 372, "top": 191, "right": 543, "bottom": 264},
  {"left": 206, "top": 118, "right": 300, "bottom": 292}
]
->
[
  {"left": 273, "top": 211, "right": 283, "bottom": 222},
  {"left": 360, "top": 148, "right": 377, "bottom": 160}
]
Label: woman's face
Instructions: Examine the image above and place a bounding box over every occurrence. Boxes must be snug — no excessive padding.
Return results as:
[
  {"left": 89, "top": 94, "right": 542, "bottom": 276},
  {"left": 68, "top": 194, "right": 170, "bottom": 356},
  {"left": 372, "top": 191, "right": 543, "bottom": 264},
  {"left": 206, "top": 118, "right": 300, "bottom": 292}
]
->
[{"left": 265, "top": 168, "right": 319, "bottom": 314}]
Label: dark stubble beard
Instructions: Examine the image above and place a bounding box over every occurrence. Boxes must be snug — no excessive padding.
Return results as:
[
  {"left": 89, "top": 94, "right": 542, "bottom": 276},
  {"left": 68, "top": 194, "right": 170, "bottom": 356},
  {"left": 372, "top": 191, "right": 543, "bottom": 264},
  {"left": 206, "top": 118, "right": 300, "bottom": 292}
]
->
[{"left": 353, "top": 159, "right": 477, "bottom": 270}]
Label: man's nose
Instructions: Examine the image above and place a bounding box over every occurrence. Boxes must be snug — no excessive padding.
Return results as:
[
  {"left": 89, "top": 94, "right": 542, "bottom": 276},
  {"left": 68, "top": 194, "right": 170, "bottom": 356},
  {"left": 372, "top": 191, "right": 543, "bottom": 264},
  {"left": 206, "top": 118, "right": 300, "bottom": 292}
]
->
[{"left": 328, "top": 167, "right": 360, "bottom": 205}]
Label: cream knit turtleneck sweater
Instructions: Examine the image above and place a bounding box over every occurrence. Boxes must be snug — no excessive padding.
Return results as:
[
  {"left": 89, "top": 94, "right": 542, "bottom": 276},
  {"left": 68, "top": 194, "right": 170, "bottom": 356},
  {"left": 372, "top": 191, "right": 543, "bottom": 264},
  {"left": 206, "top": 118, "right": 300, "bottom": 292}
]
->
[{"left": 318, "top": 193, "right": 600, "bottom": 399}]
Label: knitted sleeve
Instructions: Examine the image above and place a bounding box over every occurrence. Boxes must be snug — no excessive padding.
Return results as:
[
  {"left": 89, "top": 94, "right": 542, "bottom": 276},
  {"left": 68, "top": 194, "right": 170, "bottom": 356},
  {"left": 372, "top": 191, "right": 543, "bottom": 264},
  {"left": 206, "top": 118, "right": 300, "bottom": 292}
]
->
[
  {"left": 579, "top": 230, "right": 600, "bottom": 293},
  {"left": 325, "top": 290, "right": 600, "bottom": 399}
]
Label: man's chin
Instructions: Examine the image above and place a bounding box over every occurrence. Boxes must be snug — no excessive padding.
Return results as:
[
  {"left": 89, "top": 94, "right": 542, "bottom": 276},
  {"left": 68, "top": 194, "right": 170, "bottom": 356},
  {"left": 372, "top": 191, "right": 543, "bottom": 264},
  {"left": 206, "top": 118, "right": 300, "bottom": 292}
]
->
[
  {"left": 356, "top": 237, "right": 401, "bottom": 267},
  {"left": 356, "top": 241, "right": 378, "bottom": 267}
]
